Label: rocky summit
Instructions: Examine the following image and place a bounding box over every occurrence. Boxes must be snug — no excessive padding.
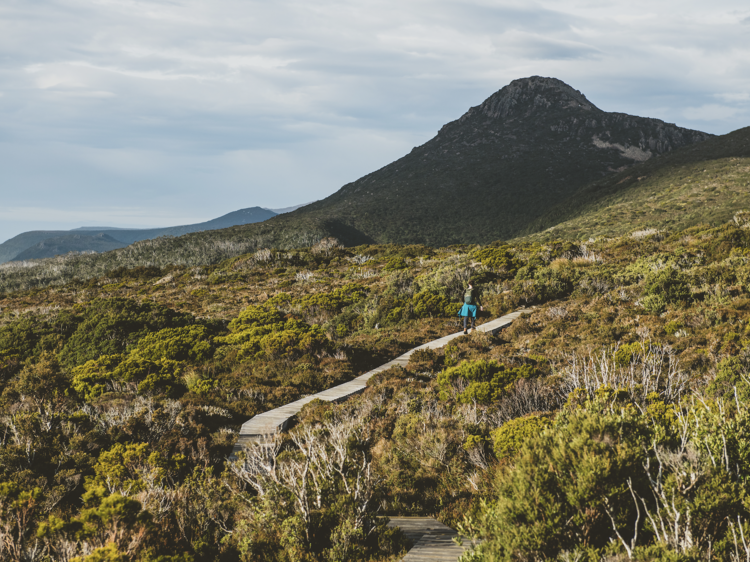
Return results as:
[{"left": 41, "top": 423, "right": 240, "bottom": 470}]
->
[{"left": 293, "top": 76, "right": 712, "bottom": 245}]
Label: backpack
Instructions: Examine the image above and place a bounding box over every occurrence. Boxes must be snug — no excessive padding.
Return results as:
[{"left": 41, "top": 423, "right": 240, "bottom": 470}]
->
[{"left": 464, "top": 289, "right": 474, "bottom": 305}]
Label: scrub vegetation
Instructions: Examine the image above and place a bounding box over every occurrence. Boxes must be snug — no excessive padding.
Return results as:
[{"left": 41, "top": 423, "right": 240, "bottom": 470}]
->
[{"left": 4, "top": 219, "right": 750, "bottom": 561}]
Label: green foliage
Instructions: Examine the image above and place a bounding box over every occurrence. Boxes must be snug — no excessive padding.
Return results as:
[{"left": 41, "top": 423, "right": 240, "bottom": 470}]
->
[
  {"left": 665, "top": 320, "right": 684, "bottom": 335},
  {"left": 293, "top": 283, "right": 368, "bottom": 315},
  {"left": 227, "top": 305, "right": 285, "bottom": 332},
  {"left": 644, "top": 268, "right": 692, "bottom": 306},
  {"left": 491, "top": 414, "right": 551, "bottom": 459},
  {"left": 407, "top": 348, "right": 442, "bottom": 373},
  {"left": 613, "top": 341, "right": 652, "bottom": 367},
  {"left": 383, "top": 257, "right": 408, "bottom": 271},
  {"left": 220, "top": 306, "right": 332, "bottom": 360},
  {"left": 466, "top": 409, "right": 652, "bottom": 560},
  {"left": 437, "top": 359, "right": 536, "bottom": 404},
  {"left": 642, "top": 294, "right": 667, "bottom": 315},
  {"left": 707, "top": 356, "right": 750, "bottom": 402},
  {"left": 71, "top": 354, "right": 185, "bottom": 400},
  {"left": 473, "top": 246, "right": 520, "bottom": 276},
  {"left": 59, "top": 298, "right": 193, "bottom": 368},
  {"left": 134, "top": 325, "right": 213, "bottom": 363},
  {"left": 411, "top": 290, "right": 461, "bottom": 318},
  {"left": 71, "top": 354, "right": 124, "bottom": 401}
]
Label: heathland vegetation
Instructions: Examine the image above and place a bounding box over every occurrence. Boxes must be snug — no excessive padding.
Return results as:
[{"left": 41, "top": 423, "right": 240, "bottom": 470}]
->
[{"left": 5, "top": 217, "right": 750, "bottom": 561}]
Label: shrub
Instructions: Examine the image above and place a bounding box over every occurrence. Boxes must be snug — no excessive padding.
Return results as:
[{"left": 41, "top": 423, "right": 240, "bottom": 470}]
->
[
  {"left": 492, "top": 414, "right": 551, "bottom": 459},
  {"left": 474, "top": 246, "right": 520, "bottom": 277},
  {"left": 220, "top": 307, "right": 333, "bottom": 360},
  {"left": 134, "top": 325, "right": 214, "bottom": 363},
  {"left": 437, "top": 359, "right": 537, "bottom": 404},
  {"left": 642, "top": 294, "right": 667, "bottom": 315},
  {"left": 383, "top": 257, "right": 408, "bottom": 271},
  {"left": 71, "top": 354, "right": 125, "bottom": 401},
  {"left": 664, "top": 320, "right": 684, "bottom": 335},
  {"left": 407, "top": 348, "right": 442, "bottom": 373},
  {"left": 411, "top": 291, "right": 460, "bottom": 318},
  {"left": 59, "top": 298, "right": 193, "bottom": 368},
  {"left": 227, "top": 305, "right": 285, "bottom": 332},
  {"left": 644, "top": 268, "right": 692, "bottom": 306},
  {"left": 467, "top": 409, "right": 651, "bottom": 560}
]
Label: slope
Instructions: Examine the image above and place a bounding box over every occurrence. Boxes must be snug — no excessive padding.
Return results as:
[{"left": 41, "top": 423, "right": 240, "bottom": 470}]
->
[
  {"left": 520, "top": 126, "right": 750, "bottom": 241},
  {"left": 285, "top": 76, "right": 711, "bottom": 246}
]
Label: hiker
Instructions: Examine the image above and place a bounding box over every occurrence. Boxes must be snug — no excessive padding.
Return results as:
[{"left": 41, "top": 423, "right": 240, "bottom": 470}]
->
[{"left": 459, "top": 281, "right": 483, "bottom": 334}]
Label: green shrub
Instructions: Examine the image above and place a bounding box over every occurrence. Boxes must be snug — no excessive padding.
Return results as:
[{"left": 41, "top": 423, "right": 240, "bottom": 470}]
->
[
  {"left": 437, "top": 359, "right": 536, "bottom": 404},
  {"left": 411, "top": 291, "right": 460, "bottom": 318},
  {"left": 467, "top": 409, "right": 652, "bottom": 560},
  {"left": 294, "top": 283, "right": 368, "bottom": 315},
  {"left": 383, "top": 257, "right": 408, "bottom": 271},
  {"left": 407, "top": 348, "right": 442, "bottom": 373},
  {"left": 134, "top": 325, "right": 214, "bottom": 363},
  {"left": 492, "top": 414, "right": 551, "bottom": 459},
  {"left": 71, "top": 354, "right": 125, "bottom": 401},
  {"left": 227, "top": 305, "right": 285, "bottom": 332},
  {"left": 642, "top": 294, "right": 667, "bottom": 315},
  {"left": 219, "top": 307, "right": 333, "bottom": 360},
  {"left": 59, "top": 298, "right": 193, "bottom": 368},
  {"left": 474, "top": 246, "right": 520, "bottom": 276},
  {"left": 664, "top": 320, "right": 684, "bottom": 335},
  {"left": 644, "top": 267, "right": 692, "bottom": 306}
]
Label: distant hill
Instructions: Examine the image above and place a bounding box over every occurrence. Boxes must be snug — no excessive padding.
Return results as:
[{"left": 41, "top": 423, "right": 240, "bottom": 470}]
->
[
  {"left": 519, "top": 126, "right": 750, "bottom": 241},
  {"left": 13, "top": 233, "right": 126, "bottom": 261},
  {"left": 280, "top": 76, "right": 712, "bottom": 246},
  {"left": 0, "top": 207, "right": 277, "bottom": 263}
]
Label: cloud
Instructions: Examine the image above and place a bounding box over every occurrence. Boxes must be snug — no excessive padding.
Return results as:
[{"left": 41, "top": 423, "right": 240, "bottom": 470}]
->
[
  {"left": 715, "top": 92, "right": 750, "bottom": 102},
  {"left": 683, "top": 104, "right": 742, "bottom": 121}
]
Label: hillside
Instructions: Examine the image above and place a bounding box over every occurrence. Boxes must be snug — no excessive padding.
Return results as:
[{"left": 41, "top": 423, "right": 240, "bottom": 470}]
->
[
  {"left": 284, "top": 76, "right": 711, "bottom": 245},
  {"left": 521, "top": 126, "right": 750, "bottom": 241},
  {"left": 0, "top": 206, "right": 278, "bottom": 264}
]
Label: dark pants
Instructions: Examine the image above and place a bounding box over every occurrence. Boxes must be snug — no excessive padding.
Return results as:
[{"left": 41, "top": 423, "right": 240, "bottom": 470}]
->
[{"left": 463, "top": 316, "right": 475, "bottom": 331}]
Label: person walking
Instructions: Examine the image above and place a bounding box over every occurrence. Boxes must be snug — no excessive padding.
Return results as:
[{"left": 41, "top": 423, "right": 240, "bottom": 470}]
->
[{"left": 459, "top": 281, "right": 483, "bottom": 334}]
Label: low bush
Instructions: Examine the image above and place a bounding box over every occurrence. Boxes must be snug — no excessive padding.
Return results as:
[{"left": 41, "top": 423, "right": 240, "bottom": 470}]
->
[{"left": 437, "top": 359, "right": 537, "bottom": 404}]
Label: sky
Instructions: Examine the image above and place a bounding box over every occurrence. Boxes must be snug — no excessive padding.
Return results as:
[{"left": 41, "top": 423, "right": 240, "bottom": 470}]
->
[{"left": 1, "top": 0, "right": 749, "bottom": 243}]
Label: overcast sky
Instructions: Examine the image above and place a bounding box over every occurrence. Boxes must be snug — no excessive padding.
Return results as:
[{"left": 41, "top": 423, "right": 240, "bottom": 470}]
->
[{"left": 1, "top": 0, "right": 749, "bottom": 243}]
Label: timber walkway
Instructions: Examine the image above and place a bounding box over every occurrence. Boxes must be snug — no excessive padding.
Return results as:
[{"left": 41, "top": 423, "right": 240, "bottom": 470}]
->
[
  {"left": 230, "top": 309, "right": 525, "bottom": 456},
  {"left": 387, "top": 517, "right": 474, "bottom": 561}
]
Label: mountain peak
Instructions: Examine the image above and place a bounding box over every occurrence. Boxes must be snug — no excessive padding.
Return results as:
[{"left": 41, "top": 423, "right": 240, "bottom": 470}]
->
[{"left": 462, "top": 76, "right": 598, "bottom": 122}]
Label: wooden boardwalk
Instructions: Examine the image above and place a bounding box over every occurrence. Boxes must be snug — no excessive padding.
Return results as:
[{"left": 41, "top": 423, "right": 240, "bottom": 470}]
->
[
  {"left": 387, "top": 517, "right": 474, "bottom": 561},
  {"left": 231, "top": 309, "right": 525, "bottom": 457}
]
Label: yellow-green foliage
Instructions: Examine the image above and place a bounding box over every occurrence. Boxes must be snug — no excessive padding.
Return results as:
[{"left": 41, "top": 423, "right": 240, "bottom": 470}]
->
[
  {"left": 90, "top": 442, "right": 185, "bottom": 494},
  {"left": 227, "top": 305, "right": 285, "bottom": 332},
  {"left": 71, "top": 354, "right": 124, "bottom": 401},
  {"left": 411, "top": 291, "right": 460, "bottom": 318},
  {"left": 492, "top": 414, "right": 551, "bottom": 459},
  {"left": 437, "top": 359, "right": 536, "bottom": 404},
  {"left": 134, "top": 325, "right": 213, "bottom": 363},
  {"left": 473, "top": 246, "right": 520, "bottom": 276},
  {"left": 294, "top": 283, "right": 368, "bottom": 314},
  {"left": 72, "top": 353, "right": 184, "bottom": 400},
  {"left": 219, "top": 305, "right": 331, "bottom": 359},
  {"left": 613, "top": 341, "right": 654, "bottom": 367}
]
